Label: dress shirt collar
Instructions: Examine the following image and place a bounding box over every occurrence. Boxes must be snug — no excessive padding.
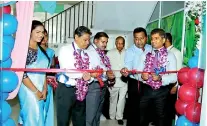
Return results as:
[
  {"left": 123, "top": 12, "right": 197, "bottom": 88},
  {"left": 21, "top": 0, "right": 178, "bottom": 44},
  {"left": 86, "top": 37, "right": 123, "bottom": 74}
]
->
[
  {"left": 91, "top": 43, "right": 98, "bottom": 49},
  {"left": 152, "top": 46, "right": 165, "bottom": 52},
  {"left": 73, "top": 41, "right": 81, "bottom": 50},
  {"left": 167, "top": 45, "right": 174, "bottom": 51},
  {"left": 133, "top": 44, "right": 147, "bottom": 52},
  {"left": 73, "top": 41, "right": 88, "bottom": 53}
]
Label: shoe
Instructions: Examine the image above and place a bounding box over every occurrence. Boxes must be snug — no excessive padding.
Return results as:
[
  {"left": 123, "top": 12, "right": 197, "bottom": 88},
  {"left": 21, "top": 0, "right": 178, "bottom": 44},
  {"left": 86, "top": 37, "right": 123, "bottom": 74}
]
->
[
  {"left": 149, "top": 122, "right": 155, "bottom": 126},
  {"left": 118, "top": 120, "right": 124, "bottom": 125},
  {"left": 100, "top": 114, "right": 106, "bottom": 121}
]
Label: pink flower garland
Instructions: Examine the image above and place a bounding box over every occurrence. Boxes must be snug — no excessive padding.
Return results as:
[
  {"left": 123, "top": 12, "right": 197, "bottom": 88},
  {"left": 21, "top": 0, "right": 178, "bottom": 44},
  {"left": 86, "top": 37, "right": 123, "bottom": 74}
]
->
[
  {"left": 96, "top": 48, "right": 111, "bottom": 70},
  {"left": 96, "top": 48, "right": 115, "bottom": 87},
  {"left": 73, "top": 43, "right": 90, "bottom": 101},
  {"left": 143, "top": 47, "right": 168, "bottom": 89}
]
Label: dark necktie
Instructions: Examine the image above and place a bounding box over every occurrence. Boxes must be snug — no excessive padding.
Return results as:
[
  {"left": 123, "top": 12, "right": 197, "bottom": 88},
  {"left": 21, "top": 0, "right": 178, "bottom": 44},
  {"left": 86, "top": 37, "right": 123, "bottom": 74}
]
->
[
  {"left": 154, "top": 50, "right": 159, "bottom": 68},
  {"left": 77, "top": 49, "right": 82, "bottom": 54}
]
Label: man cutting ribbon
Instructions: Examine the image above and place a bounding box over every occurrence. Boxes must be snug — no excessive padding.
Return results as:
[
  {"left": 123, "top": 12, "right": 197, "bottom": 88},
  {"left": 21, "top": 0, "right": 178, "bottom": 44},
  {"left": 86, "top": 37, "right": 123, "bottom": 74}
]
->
[{"left": 137, "top": 28, "right": 177, "bottom": 126}]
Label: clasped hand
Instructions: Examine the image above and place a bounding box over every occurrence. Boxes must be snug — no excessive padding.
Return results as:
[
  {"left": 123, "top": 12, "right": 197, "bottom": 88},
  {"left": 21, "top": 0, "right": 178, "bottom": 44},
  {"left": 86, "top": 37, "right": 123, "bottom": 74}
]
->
[
  {"left": 106, "top": 70, "right": 115, "bottom": 79},
  {"left": 120, "top": 67, "right": 129, "bottom": 77},
  {"left": 82, "top": 72, "right": 91, "bottom": 81},
  {"left": 141, "top": 73, "right": 161, "bottom": 81},
  {"left": 36, "top": 88, "right": 47, "bottom": 101}
]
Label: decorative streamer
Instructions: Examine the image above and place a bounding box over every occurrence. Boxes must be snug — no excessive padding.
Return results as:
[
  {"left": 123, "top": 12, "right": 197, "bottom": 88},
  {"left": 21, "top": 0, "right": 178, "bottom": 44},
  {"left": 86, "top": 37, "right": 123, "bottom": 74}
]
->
[{"left": 8, "top": 1, "right": 34, "bottom": 100}]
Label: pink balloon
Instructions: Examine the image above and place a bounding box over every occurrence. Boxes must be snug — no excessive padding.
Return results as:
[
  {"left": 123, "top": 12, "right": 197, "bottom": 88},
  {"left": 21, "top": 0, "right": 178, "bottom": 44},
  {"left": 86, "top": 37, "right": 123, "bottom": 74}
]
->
[
  {"left": 3, "top": 5, "right": 11, "bottom": 14},
  {"left": 188, "top": 68, "right": 204, "bottom": 88},
  {"left": 175, "top": 99, "right": 191, "bottom": 115},
  {"left": 178, "top": 67, "right": 190, "bottom": 85},
  {"left": 178, "top": 84, "right": 200, "bottom": 103},
  {"left": 185, "top": 102, "right": 201, "bottom": 123}
]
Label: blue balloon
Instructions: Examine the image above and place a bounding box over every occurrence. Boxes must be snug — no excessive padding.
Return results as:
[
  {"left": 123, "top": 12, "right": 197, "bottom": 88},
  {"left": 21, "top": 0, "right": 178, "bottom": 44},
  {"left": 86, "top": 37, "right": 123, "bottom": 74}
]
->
[
  {"left": 0, "top": 101, "right": 12, "bottom": 123},
  {"left": 188, "top": 56, "right": 198, "bottom": 68},
  {"left": 2, "top": 118, "right": 15, "bottom": 126},
  {"left": 3, "top": 35, "right": 15, "bottom": 50},
  {"left": 0, "top": 92, "right": 9, "bottom": 100},
  {"left": 0, "top": 58, "right": 12, "bottom": 68},
  {"left": 1, "top": 70, "right": 19, "bottom": 93},
  {"left": 1, "top": 43, "right": 12, "bottom": 62},
  {"left": 1, "top": 14, "right": 18, "bottom": 35},
  {"left": 176, "top": 115, "right": 198, "bottom": 126}
]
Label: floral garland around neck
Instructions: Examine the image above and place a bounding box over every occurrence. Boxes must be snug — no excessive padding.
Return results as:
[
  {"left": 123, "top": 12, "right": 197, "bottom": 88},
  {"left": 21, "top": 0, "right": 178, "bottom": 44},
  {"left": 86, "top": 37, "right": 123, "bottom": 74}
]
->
[
  {"left": 96, "top": 48, "right": 111, "bottom": 69},
  {"left": 143, "top": 47, "right": 168, "bottom": 89},
  {"left": 95, "top": 48, "right": 115, "bottom": 87},
  {"left": 72, "top": 42, "right": 90, "bottom": 101}
]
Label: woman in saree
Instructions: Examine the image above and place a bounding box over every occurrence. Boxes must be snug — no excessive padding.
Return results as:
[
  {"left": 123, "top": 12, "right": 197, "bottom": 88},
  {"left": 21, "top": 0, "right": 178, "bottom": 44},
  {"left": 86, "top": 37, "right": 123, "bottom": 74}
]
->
[{"left": 18, "top": 20, "right": 50, "bottom": 126}]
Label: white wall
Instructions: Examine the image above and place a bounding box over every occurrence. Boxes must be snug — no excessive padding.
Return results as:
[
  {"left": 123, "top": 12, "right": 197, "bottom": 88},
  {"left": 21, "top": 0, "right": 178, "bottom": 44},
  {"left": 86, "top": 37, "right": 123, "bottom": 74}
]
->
[{"left": 93, "top": 1, "right": 157, "bottom": 31}]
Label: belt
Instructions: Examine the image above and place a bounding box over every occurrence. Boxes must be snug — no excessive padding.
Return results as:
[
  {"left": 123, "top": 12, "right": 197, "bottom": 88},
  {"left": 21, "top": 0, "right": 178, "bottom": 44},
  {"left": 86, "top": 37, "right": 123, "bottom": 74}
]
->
[
  {"left": 94, "top": 80, "right": 107, "bottom": 83},
  {"left": 58, "top": 81, "right": 75, "bottom": 88},
  {"left": 64, "top": 84, "right": 75, "bottom": 88}
]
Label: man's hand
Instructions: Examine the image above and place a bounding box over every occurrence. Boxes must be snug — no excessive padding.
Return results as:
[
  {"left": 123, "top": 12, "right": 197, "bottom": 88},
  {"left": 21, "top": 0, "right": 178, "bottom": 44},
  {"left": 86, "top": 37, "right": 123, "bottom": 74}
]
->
[
  {"left": 91, "top": 72, "right": 99, "bottom": 78},
  {"left": 83, "top": 72, "right": 91, "bottom": 81},
  {"left": 120, "top": 68, "right": 129, "bottom": 77},
  {"left": 170, "top": 86, "right": 177, "bottom": 94},
  {"left": 151, "top": 73, "right": 161, "bottom": 81},
  {"left": 106, "top": 70, "right": 115, "bottom": 79},
  {"left": 141, "top": 73, "right": 149, "bottom": 81}
]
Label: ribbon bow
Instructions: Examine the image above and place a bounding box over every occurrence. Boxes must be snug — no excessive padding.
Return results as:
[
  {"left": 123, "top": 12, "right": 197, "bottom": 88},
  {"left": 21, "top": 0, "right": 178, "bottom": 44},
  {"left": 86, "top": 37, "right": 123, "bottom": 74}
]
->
[{"left": 154, "top": 67, "right": 166, "bottom": 75}]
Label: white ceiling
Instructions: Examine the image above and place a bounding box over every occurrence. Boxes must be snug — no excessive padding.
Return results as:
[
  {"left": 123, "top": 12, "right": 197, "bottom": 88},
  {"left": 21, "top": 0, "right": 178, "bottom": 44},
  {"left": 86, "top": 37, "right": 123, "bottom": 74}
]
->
[
  {"left": 56, "top": 1, "right": 80, "bottom": 5},
  {"left": 33, "top": 1, "right": 80, "bottom": 5}
]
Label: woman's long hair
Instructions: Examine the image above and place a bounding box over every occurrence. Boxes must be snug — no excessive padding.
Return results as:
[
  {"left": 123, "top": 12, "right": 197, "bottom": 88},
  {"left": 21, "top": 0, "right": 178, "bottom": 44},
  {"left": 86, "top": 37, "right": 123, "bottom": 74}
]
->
[{"left": 31, "top": 20, "right": 50, "bottom": 65}]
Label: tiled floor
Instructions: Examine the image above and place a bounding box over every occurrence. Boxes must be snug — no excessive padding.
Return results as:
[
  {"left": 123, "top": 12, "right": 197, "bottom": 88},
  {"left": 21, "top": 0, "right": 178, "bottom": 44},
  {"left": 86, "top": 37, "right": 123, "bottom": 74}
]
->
[
  {"left": 8, "top": 97, "right": 155, "bottom": 126},
  {"left": 8, "top": 97, "right": 128, "bottom": 126}
]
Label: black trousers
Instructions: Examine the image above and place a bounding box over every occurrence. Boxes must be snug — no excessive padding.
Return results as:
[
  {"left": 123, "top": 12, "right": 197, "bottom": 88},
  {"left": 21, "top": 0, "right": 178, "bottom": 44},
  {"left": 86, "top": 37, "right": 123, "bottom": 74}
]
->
[
  {"left": 139, "top": 83, "right": 169, "bottom": 126},
  {"left": 165, "top": 86, "right": 177, "bottom": 126},
  {"left": 56, "top": 82, "right": 86, "bottom": 126},
  {"left": 126, "top": 77, "right": 140, "bottom": 126}
]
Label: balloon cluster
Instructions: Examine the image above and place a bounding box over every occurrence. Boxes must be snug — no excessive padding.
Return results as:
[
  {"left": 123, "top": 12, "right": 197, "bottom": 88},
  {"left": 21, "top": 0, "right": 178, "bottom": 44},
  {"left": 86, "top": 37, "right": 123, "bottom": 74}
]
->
[
  {"left": 0, "top": 5, "right": 18, "bottom": 126},
  {"left": 175, "top": 67, "right": 204, "bottom": 126}
]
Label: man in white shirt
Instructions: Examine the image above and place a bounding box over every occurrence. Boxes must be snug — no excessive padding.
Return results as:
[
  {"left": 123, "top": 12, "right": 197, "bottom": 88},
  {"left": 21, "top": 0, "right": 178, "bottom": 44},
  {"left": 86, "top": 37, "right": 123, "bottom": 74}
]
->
[
  {"left": 137, "top": 29, "right": 177, "bottom": 126},
  {"left": 165, "top": 33, "right": 182, "bottom": 93},
  {"left": 107, "top": 36, "right": 127, "bottom": 125},
  {"left": 165, "top": 33, "right": 182, "bottom": 126},
  {"left": 86, "top": 32, "right": 115, "bottom": 126},
  {"left": 56, "top": 26, "right": 95, "bottom": 126}
]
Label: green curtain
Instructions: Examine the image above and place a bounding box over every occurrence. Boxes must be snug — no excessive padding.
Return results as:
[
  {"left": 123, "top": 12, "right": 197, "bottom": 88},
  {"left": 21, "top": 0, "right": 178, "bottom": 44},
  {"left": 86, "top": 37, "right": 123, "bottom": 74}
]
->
[
  {"left": 161, "top": 11, "right": 184, "bottom": 51},
  {"left": 183, "top": 20, "right": 196, "bottom": 65},
  {"left": 146, "top": 20, "right": 159, "bottom": 44}
]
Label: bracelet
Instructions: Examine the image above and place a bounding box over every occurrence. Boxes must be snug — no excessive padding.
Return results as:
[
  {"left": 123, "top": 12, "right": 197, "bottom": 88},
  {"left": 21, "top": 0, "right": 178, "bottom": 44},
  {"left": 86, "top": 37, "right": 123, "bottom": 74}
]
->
[{"left": 33, "top": 89, "right": 38, "bottom": 94}]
